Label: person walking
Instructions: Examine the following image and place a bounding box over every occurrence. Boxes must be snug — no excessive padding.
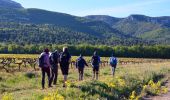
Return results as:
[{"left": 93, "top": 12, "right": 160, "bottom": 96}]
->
[
  {"left": 76, "top": 54, "right": 88, "bottom": 81},
  {"left": 59, "top": 47, "right": 71, "bottom": 87},
  {"left": 91, "top": 51, "right": 100, "bottom": 80},
  {"left": 38, "top": 48, "right": 52, "bottom": 89},
  {"left": 109, "top": 53, "right": 118, "bottom": 76},
  {"left": 49, "top": 50, "right": 59, "bottom": 85}
]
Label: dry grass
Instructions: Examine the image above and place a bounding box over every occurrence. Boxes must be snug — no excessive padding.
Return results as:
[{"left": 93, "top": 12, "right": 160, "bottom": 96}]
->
[{"left": 0, "top": 59, "right": 170, "bottom": 99}]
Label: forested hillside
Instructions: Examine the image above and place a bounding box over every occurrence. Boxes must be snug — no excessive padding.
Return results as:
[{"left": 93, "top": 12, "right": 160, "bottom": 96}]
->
[
  {"left": 86, "top": 15, "right": 170, "bottom": 44},
  {"left": 0, "top": 0, "right": 170, "bottom": 46}
]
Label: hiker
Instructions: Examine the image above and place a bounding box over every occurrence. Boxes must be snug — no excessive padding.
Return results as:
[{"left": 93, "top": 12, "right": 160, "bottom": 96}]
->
[
  {"left": 76, "top": 54, "right": 88, "bottom": 81},
  {"left": 38, "top": 48, "right": 52, "bottom": 89},
  {"left": 49, "top": 50, "right": 59, "bottom": 85},
  {"left": 59, "top": 47, "right": 71, "bottom": 87},
  {"left": 109, "top": 53, "right": 118, "bottom": 76},
  {"left": 91, "top": 51, "right": 100, "bottom": 80}
]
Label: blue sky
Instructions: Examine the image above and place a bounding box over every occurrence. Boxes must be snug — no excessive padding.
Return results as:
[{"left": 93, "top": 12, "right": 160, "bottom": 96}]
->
[{"left": 13, "top": 0, "right": 170, "bottom": 17}]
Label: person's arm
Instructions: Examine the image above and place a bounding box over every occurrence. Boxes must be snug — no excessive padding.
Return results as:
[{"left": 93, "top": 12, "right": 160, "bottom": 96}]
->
[
  {"left": 47, "top": 56, "right": 52, "bottom": 67},
  {"left": 116, "top": 58, "right": 118, "bottom": 65},
  {"left": 58, "top": 53, "right": 62, "bottom": 63},
  {"left": 98, "top": 56, "right": 101, "bottom": 63},
  {"left": 75, "top": 59, "right": 78, "bottom": 68},
  {"left": 90, "top": 57, "right": 93, "bottom": 67},
  {"left": 91, "top": 56, "right": 93, "bottom": 64},
  {"left": 38, "top": 53, "right": 43, "bottom": 68},
  {"left": 56, "top": 53, "right": 59, "bottom": 64},
  {"left": 84, "top": 59, "right": 88, "bottom": 67},
  {"left": 108, "top": 57, "right": 111, "bottom": 66},
  {"left": 69, "top": 54, "right": 71, "bottom": 64},
  {"left": 39, "top": 52, "right": 44, "bottom": 58}
]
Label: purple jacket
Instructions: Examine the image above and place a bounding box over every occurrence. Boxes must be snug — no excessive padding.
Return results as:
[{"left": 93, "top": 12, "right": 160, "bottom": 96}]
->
[{"left": 40, "top": 52, "right": 51, "bottom": 68}]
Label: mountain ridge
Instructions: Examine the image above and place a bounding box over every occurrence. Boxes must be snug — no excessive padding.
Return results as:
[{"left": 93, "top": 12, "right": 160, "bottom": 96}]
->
[
  {"left": 0, "top": 0, "right": 170, "bottom": 45},
  {"left": 0, "top": 0, "right": 23, "bottom": 9}
]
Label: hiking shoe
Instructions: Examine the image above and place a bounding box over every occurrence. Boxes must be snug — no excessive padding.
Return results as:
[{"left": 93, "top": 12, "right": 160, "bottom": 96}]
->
[
  {"left": 48, "top": 86, "right": 53, "bottom": 88},
  {"left": 41, "top": 87, "right": 45, "bottom": 90},
  {"left": 63, "top": 84, "right": 66, "bottom": 87}
]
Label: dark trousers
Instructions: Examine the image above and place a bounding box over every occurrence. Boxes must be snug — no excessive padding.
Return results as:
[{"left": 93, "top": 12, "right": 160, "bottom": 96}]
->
[
  {"left": 78, "top": 67, "right": 84, "bottom": 75},
  {"left": 111, "top": 65, "right": 117, "bottom": 75},
  {"left": 41, "top": 67, "right": 51, "bottom": 88},
  {"left": 50, "top": 65, "right": 58, "bottom": 85},
  {"left": 60, "top": 63, "right": 69, "bottom": 75},
  {"left": 78, "top": 67, "right": 84, "bottom": 81},
  {"left": 92, "top": 65, "right": 99, "bottom": 80},
  {"left": 93, "top": 65, "right": 99, "bottom": 74}
]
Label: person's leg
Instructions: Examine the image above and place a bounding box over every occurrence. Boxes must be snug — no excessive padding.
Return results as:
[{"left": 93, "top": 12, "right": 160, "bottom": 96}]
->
[
  {"left": 60, "top": 63, "right": 65, "bottom": 87},
  {"left": 78, "top": 68, "right": 81, "bottom": 81},
  {"left": 41, "top": 68, "right": 45, "bottom": 89},
  {"left": 63, "top": 74, "right": 68, "bottom": 87},
  {"left": 113, "top": 66, "right": 116, "bottom": 75},
  {"left": 64, "top": 64, "right": 69, "bottom": 86},
  {"left": 64, "top": 75, "right": 67, "bottom": 82},
  {"left": 50, "top": 67, "right": 54, "bottom": 86},
  {"left": 96, "top": 66, "right": 99, "bottom": 80},
  {"left": 111, "top": 67, "right": 115, "bottom": 76},
  {"left": 53, "top": 65, "right": 58, "bottom": 85},
  {"left": 81, "top": 68, "right": 84, "bottom": 80},
  {"left": 62, "top": 64, "right": 69, "bottom": 87},
  {"left": 79, "top": 68, "right": 83, "bottom": 81},
  {"left": 46, "top": 67, "right": 51, "bottom": 87},
  {"left": 92, "top": 67, "right": 96, "bottom": 80},
  {"left": 96, "top": 72, "right": 98, "bottom": 80}
]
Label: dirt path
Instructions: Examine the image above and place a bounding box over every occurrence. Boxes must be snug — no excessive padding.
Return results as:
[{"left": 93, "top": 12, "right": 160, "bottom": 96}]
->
[{"left": 144, "top": 75, "right": 170, "bottom": 100}]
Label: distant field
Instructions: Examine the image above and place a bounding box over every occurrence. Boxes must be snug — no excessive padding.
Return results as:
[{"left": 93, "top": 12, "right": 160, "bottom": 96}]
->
[
  {"left": 1, "top": 54, "right": 170, "bottom": 72},
  {"left": 0, "top": 54, "right": 98, "bottom": 62},
  {"left": 0, "top": 54, "right": 170, "bottom": 61},
  {"left": 0, "top": 54, "right": 39, "bottom": 58}
]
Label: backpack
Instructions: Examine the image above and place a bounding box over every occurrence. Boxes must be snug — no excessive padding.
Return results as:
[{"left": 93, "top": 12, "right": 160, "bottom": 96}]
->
[
  {"left": 77, "top": 57, "right": 84, "bottom": 68},
  {"left": 49, "top": 52, "right": 58, "bottom": 64},
  {"left": 60, "top": 52, "right": 69, "bottom": 63},
  {"left": 38, "top": 55, "right": 45, "bottom": 68},
  {"left": 110, "top": 57, "right": 117, "bottom": 66},
  {"left": 92, "top": 56, "right": 99, "bottom": 66},
  {"left": 49, "top": 53, "right": 54, "bottom": 65}
]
